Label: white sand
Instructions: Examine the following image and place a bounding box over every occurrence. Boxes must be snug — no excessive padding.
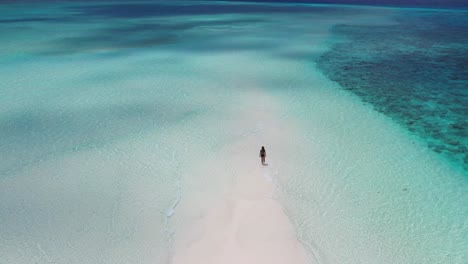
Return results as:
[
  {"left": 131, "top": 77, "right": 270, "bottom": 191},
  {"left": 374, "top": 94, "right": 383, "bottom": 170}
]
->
[{"left": 170, "top": 90, "right": 314, "bottom": 264}]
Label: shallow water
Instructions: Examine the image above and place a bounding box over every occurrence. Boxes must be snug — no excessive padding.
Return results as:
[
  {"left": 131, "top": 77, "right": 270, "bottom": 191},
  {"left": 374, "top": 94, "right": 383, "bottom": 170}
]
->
[{"left": 0, "top": 1, "right": 467, "bottom": 264}]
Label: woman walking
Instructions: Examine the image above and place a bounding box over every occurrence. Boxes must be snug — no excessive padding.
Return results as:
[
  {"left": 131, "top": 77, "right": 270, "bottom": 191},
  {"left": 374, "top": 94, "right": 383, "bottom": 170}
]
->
[{"left": 259, "top": 146, "right": 266, "bottom": 165}]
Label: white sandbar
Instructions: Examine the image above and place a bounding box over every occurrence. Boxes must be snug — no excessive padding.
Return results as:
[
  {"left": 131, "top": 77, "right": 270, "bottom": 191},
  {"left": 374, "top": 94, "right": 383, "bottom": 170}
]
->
[{"left": 171, "top": 90, "right": 314, "bottom": 264}]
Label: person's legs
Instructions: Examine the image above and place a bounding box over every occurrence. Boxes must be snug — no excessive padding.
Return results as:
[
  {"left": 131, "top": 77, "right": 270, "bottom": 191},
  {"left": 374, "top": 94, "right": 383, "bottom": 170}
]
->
[{"left": 261, "top": 156, "right": 265, "bottom": 165}]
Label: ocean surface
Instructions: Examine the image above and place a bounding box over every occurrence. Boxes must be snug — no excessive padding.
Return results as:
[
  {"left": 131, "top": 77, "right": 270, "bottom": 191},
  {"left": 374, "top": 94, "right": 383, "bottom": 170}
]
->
[
  {"left": 0, "top": 1, "right": 467, "bottom": 264},
  {"left": 317, "top": 9, "right": 468, "bottom": 171}
]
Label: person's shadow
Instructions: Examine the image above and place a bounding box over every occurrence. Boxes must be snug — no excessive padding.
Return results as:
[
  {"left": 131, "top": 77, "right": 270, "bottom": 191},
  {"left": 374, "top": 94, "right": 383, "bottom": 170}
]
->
[{"left": 262, "top": 163, "right": 269, "bottom": 166}]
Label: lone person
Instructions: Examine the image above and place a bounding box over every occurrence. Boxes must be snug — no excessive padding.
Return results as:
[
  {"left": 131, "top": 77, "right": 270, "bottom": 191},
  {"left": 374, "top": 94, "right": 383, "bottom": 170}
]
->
[{"left": 259, "top": 146, "right": 266, "bottom": 165}]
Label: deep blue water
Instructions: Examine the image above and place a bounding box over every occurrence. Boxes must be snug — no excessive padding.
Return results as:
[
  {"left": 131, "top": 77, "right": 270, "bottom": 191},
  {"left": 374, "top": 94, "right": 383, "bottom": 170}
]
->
[
  {"left": 317, "top": 10, "right": 468, "bottom": 171},
  {"left": 225, "top": 0, "right": 468, "bottom": 9}
]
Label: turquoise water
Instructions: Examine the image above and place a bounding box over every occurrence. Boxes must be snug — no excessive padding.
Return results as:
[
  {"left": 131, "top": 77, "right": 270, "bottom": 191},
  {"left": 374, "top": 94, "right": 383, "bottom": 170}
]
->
[
  {"left": 0, "top": 1, "right": 467, "bottom": 263},
  {"left": 317, "top": 9, "right": 468, "bottom": 171}
]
